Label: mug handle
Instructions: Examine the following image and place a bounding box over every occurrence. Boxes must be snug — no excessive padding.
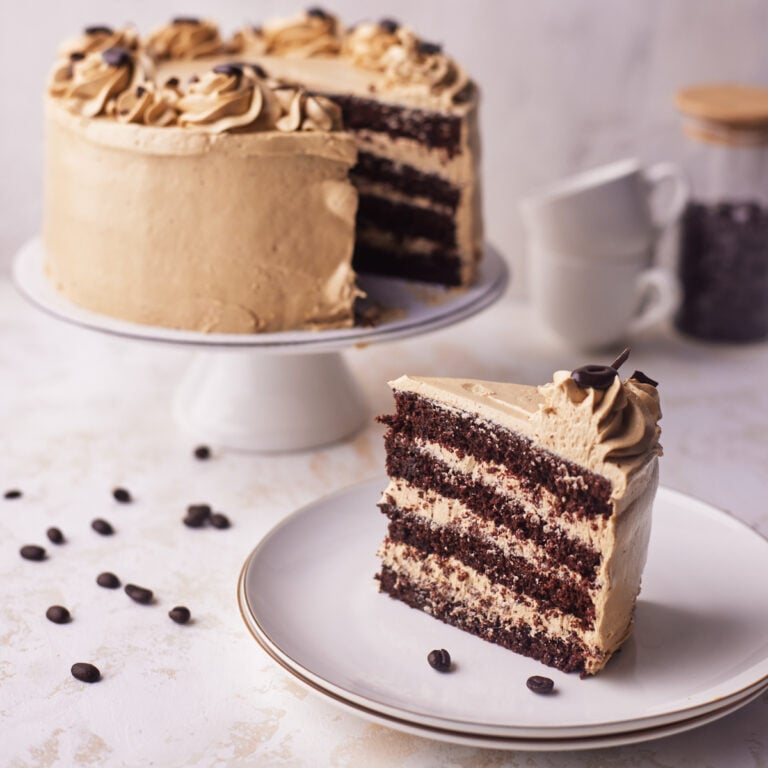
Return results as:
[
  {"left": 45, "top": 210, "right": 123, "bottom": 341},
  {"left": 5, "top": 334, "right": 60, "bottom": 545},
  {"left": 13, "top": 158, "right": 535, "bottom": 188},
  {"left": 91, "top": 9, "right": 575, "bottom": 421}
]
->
[
  {"left": 628, "top": 268, "right": 680, "bottom": 334},
  {"left": 644, "top": 162, "right": 689, "bottom": 234}
]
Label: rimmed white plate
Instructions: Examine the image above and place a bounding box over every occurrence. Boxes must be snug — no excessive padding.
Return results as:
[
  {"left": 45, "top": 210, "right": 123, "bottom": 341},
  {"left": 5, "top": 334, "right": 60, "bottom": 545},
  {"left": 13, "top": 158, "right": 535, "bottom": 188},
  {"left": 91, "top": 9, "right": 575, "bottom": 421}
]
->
[
  {"left": 13, "top": 237, "right": 508, "bottom": 351},
  {"left": 239, "top": 618, "right": 767, "bottom": 751},
  {"left": 238, "top": 479, "right": 768, "bottom": 741}
]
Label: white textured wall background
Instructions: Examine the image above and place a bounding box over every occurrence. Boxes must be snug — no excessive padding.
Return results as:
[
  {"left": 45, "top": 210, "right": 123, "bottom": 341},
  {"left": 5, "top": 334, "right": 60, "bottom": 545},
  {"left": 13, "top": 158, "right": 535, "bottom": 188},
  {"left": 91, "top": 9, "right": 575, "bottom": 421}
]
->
[{"left": 2, "top": 0, "right": 767, "bottom": 291}]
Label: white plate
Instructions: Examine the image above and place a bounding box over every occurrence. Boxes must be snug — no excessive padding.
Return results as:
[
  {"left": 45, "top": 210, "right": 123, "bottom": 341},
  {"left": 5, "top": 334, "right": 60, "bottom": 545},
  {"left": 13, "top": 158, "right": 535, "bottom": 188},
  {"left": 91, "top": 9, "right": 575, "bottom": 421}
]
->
[
  {"left": 13, "top": 237, "right": 508, "bottom": 351},
  {"left": 238, "top": 479, "right": 768, "bottom": 741},
  {"left": 238, "top": 622, "right": 767, "bottom": 751}
]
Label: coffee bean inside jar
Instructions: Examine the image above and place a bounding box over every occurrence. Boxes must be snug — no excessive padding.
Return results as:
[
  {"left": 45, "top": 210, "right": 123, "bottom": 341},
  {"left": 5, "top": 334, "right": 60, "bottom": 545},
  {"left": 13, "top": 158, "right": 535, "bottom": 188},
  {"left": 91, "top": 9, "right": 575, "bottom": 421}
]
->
[{"left": 674, "top": 84, "right": 768, "bottom": 342}]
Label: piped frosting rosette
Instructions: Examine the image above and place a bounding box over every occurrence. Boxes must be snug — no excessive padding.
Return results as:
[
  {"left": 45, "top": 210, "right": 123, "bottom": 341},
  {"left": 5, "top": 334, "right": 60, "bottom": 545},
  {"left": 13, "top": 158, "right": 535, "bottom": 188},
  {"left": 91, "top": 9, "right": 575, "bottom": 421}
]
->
[
  {"left": 349, "top": 22, "right": 470, "bottom": 103},
  {"left": 57, "top": 25, "right": 139, "bottom": 58},
  {"left": 259, "top": 8, "right": 342, "bottom": 57},
  {"left": 145, "top": 17, "right": 224, "bottom": 59},
  {"left": 48, "top": 46, "right": 136, "bottom": 118}
]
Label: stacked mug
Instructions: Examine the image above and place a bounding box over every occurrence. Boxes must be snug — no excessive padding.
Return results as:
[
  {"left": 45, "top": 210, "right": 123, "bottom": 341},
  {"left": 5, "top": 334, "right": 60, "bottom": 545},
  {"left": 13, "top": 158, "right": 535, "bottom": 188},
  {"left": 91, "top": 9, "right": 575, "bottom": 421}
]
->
[{"left": 520, "top": 159, "right": 688, "bottom": 350}]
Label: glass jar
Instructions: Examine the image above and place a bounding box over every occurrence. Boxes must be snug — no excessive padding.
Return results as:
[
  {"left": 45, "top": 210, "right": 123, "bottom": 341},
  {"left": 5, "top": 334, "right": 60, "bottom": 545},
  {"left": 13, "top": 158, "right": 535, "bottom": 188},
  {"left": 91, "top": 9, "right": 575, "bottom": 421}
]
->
[{"left": 674, "top": 84, "right": 768, "bottom": 342}]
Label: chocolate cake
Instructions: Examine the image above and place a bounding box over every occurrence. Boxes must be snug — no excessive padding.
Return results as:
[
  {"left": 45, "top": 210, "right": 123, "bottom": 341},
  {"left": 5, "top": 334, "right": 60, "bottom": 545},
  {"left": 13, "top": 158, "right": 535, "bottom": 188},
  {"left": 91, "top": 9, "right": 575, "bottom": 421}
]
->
[
  {"left": 376, "top": 352, "right": 663, "bottom": 675},
  {"left": 43, "top": 11, "right": 482, "bottom": 333}
]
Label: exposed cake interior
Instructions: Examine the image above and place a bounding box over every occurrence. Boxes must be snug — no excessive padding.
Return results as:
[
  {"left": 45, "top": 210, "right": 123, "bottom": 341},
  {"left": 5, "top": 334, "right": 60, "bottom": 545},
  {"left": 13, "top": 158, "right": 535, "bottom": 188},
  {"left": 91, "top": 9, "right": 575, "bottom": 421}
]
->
[{"left": 376, "top": 368, "right": 662, "bottom": 675}]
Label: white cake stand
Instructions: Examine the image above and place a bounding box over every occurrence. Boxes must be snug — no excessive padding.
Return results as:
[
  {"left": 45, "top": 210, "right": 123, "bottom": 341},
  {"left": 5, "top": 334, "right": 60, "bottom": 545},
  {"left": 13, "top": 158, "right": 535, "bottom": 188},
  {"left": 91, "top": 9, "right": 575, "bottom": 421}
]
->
[{"left": 13, "top": 237, "right": 508, "bottom": 452}]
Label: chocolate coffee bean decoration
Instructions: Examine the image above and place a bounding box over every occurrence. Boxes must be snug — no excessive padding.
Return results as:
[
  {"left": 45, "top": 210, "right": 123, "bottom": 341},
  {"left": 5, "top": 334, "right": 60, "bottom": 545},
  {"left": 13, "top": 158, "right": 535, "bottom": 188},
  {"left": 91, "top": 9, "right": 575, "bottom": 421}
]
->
[
  {"left": 85, "top": 25, "right": 113, "bottom": 36},
  {"left": 630, "top": 370, "right": 659, "bottom": 387},
  {"left": 526, "top": 675, "right": 555, "bottom": 694},
  {"left": 571, "top": 364, "right": 618, "bottom": 390},
  {"left": 213, "top": 63, "right": 243, "bottom": 78},
  {"left": 427, "top": 648, "right": 452, "bottom": 672},
  {"left": 102, "top": 46, "right": 132, "bottom": 68},
  {"left": 572, "top": 347, "right": 631, "bottom": 390}
]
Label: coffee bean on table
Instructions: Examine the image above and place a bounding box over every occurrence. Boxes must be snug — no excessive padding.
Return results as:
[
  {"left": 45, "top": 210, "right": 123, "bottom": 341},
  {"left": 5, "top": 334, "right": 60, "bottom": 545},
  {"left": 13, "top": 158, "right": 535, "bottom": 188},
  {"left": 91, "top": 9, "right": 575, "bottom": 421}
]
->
[
  {"left": 125, "top": 584, "right": 153, "bottom": 604},
  {"left": 20, "top": 544, "right": 46, "bottom": 561},
  {"left": 526, "top": 675, "right": 555, "bottom": 694},
  {"left": 427, "top": 648, "right": 452, "bottom": 672},
  {"left": 4, "top": 489, "right": 22, "bottom": 499},
  {"left": 46, "top": 605, "right": 71, "bottom": 624},
  {"left": 184, "top": 503, "right": 211, "bottom": 528},
  {"left": 193, "top": 445, "right": 211, "bottom": 460},
  {"left": 209, "top": 512, "right": 230, "bottom": 530},
  {"left": 112, "top": 487, "right": 132, "bottom": 503},
  {"left": 96, "top": 572, "right": 120, "bottom": 589},
  {"left": 71, "top": 662, "right": 101, "bottom": 683},
  {"left": 46, "top": 527, "right": 65, "bottom": 545},
  {"left": 169, "top": 606, "right": 191, "bottom": 624},
  {"left": 91, "top": 518, "right": 114, "bottom": 536}
]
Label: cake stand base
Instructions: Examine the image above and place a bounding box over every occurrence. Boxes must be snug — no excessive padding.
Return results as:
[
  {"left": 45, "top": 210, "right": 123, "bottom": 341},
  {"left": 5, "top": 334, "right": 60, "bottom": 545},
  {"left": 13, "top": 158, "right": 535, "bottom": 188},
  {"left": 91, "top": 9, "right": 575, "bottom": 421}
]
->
[
  {"left": 14, "top": 236, "right": 508, "bottom": 453},
  {"left": 172, "top": 351, "right": 367, "bottom": 452}
]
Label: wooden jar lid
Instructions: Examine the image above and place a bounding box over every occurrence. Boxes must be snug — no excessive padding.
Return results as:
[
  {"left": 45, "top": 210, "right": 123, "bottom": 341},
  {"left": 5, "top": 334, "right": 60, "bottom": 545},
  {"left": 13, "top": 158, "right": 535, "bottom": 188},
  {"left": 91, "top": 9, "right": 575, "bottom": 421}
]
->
[{"left": 676, "top": 84, "right": 768, "bottom": 145}]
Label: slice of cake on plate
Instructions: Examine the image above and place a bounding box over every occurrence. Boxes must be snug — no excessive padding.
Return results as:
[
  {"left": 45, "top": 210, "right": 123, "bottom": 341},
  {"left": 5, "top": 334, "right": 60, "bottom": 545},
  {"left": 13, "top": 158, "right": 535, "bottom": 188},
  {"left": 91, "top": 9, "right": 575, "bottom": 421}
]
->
[{"left": 376, "top": 351, "right": 662, "bottom": 675}]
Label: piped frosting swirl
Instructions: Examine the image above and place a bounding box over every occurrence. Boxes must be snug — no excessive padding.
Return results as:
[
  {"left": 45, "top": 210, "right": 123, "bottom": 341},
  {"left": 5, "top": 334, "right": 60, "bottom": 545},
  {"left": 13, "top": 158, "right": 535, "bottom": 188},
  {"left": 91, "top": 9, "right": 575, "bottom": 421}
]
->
[
  {"left": 47, "top": 12, "right": 474, "bottom": 131},
  {"left": 260, "top": 8, "right": 342, "bottom": 57},
  {"left": 533, "top": 371, "right": 662, "bottom": 494},
  {"left": 145, "top": 18, "right": 224, "bottom": 59}
]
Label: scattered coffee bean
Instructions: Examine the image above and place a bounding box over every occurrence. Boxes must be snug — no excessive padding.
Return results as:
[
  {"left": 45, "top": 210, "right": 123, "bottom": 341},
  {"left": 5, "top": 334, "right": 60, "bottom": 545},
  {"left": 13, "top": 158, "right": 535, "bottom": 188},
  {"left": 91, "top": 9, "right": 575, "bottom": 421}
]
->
[
  {"left": 169, "top": 606, "right": 191, "bottom": 624},
  {"left": 125, "top": 583, "right": 153, "bottom": 604},
  {"left": 209, "top": 512, "right": 230, "bottom": 530},
  {"left": 20, "top": 544, "right": 46, "bottom": 561},
  {"left": 4, "top": 489, "right": 22, "bottom": 499},
  {"left": 96, "top": 571, "right": 120, "bottom": 589},
  {"left": 71, "top": 662, "right": 101, "bottom": 683},
  {"left": 172, "top": 16, "right": 201, "bottom": 25},
  {"left": 193, "top": 444, "right": 211, "bottom": 460},
  {"left": 91, "top": 518, "right": 114, "bottom": 536},
  {"left": 46, "top": 605, "right": 71, "bottom": 624},
  {"left": 526, "top": 675, "right": 555, "bottom": 694},
  {"left": 46, "top": 527, "right": 65, "bottom": 545},
  {"left": 427, "top": 648, "right": 452, "bottom": 672},
  {"left": 184, "top": 503, "right": 211, "bottom": 528},
  {"left": 112, "top": 487, "right": 132, "bottom": 503}
]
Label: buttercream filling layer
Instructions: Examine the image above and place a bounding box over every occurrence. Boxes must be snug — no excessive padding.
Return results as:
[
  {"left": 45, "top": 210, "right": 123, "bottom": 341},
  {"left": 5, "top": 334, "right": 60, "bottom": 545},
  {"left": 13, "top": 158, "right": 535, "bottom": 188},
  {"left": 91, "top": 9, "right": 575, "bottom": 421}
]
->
[
  {"left": 377, "top": 540, "right": 607, "bottom": 673},
  {"left": 380, "top": 479, "right": 601, "bottom": 583},
  {"left": 382, "top": 506, "right": 595, "bottom": 622},
  {"left": 382, "top": 392, "right": 614, "bottom": 519}
]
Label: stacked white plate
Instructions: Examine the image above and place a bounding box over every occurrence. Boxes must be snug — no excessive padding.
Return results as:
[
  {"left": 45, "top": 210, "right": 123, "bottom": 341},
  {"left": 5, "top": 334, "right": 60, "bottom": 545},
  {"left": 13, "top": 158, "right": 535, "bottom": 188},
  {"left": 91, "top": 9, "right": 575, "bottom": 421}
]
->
[{"left": 238, "top": 481, "right": 768, "bottom": 751}]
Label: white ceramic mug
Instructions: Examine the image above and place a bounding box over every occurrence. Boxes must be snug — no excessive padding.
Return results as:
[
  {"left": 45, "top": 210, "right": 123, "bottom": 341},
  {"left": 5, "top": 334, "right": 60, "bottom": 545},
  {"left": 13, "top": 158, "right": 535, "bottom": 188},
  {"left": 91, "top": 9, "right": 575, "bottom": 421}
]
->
[
  {"left": 520, "top": 158, "right": 689, "bottom": 256},
  {"left": 528, "top": 245, "right": 679, "bottom": 350}
]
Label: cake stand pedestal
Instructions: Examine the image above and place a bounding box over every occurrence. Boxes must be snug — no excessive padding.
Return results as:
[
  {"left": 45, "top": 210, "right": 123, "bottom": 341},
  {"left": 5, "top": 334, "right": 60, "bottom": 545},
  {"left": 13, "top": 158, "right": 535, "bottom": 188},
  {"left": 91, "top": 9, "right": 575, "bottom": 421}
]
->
[{"left": 14, "top": 238, "right": 508, "bottom": 452}]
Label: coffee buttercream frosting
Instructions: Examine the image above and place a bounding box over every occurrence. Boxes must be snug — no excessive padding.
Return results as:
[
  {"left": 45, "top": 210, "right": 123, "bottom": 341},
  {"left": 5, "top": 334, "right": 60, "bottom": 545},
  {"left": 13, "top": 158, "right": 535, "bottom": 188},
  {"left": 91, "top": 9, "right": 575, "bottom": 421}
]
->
[
  {"left": 47, "top": 14, "right": 472, "bottom": 125},
  {"left": 390, "top": 368, "right": 662, "bottom": 500}
]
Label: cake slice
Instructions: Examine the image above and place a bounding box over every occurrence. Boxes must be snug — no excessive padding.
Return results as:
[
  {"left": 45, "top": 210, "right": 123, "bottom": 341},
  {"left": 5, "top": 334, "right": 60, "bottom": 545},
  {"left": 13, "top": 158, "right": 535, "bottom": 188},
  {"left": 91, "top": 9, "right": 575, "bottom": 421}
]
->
[{"left": 376, "top": 352, "right": 662, "bottom": 675}]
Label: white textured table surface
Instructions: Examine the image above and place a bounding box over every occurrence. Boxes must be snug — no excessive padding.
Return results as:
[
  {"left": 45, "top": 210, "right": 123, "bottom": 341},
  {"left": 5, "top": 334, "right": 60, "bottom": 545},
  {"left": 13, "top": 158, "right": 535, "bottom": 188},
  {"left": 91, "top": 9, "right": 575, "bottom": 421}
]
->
[{"left": 1, "top": 277, "right": 766, "bottom": 768}]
